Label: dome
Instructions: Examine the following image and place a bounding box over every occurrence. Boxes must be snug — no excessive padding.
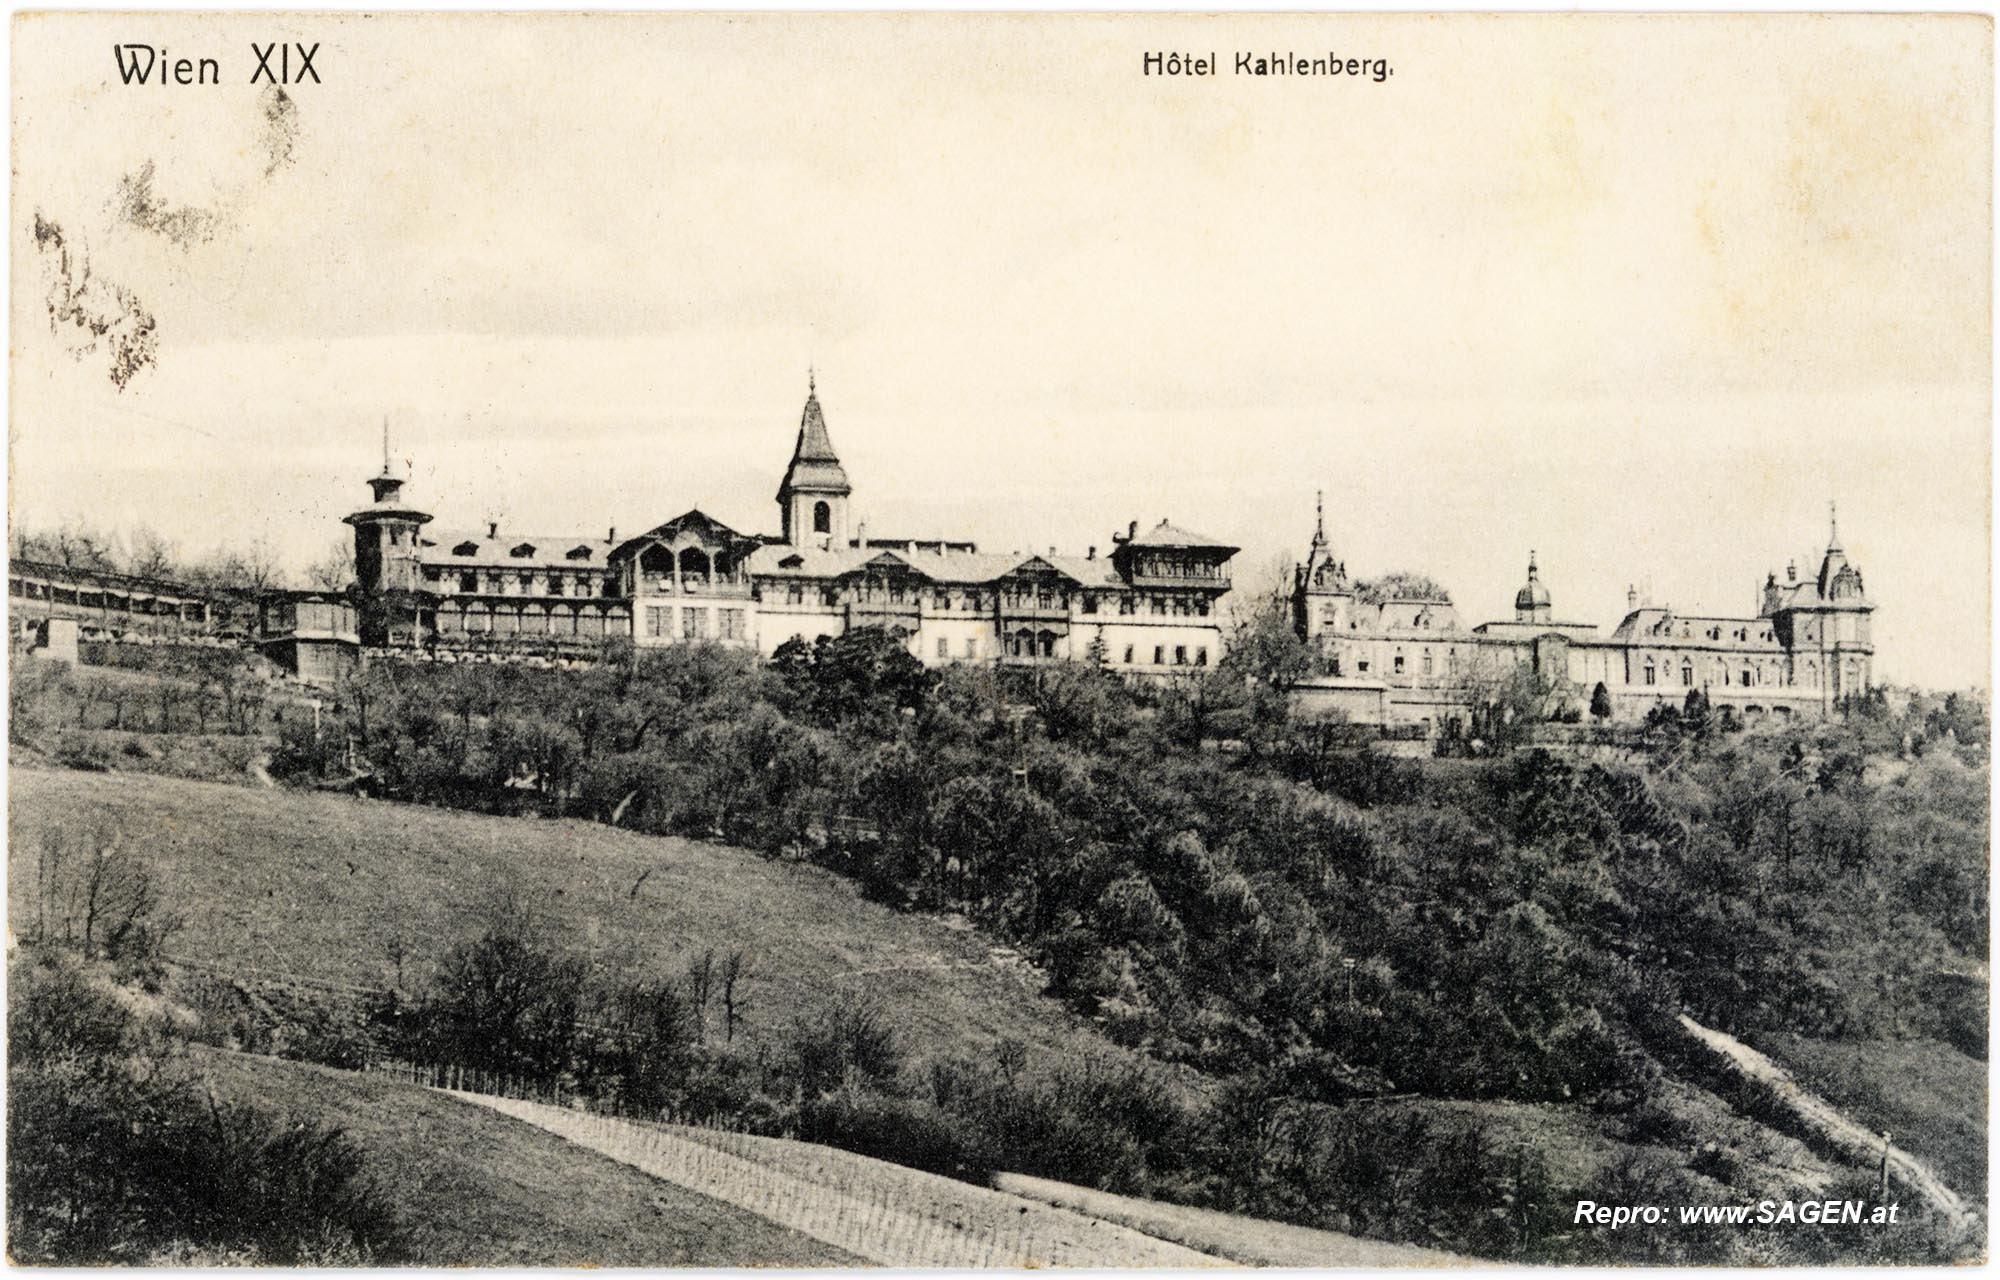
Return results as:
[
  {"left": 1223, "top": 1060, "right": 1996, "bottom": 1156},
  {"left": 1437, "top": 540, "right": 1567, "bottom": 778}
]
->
[{"left": 1514, "top": 553, "right": 1550, "bottom": 612}]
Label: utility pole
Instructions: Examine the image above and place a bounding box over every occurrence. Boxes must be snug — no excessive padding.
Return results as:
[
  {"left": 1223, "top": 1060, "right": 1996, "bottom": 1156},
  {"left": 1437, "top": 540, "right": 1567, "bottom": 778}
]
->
[{"left": 1877, "top": 1131, "right": 1892, "bottom": 1204}]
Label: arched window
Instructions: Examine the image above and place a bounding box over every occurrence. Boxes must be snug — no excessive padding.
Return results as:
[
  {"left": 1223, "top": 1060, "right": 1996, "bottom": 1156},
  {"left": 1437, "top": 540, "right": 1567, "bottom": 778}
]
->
[
  {"left": 677, "top": 547, "right": 711, "bottom": 589},
  {"left": 813, "top": 501, "right": 831, "bottom": 534}
]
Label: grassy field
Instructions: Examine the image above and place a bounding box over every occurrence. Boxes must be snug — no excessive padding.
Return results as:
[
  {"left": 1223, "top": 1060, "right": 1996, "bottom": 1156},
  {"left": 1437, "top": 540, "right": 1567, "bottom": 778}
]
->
[
  {"left": 1750, "top": 1033, "right": 1988, "bottom": 1199},
  {"left": 187, "top": 1049, "right": 857, "bottom": 1266},
  {"left": 9, "top": 766, "right": 1112, "bottom": 1066}
]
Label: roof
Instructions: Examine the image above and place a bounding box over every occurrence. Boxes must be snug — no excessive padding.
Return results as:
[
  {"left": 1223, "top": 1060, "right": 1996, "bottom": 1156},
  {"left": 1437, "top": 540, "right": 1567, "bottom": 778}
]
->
[
  {"left": 419, "top": 529, "right": 613, "bottom": 571},
  {"left": 744, "top": 543, "right": 1131, "bottom": 588},
  {"left": 1472, "top": 620, "right": 1599, "bottom": 640},
  {"left": 1123, "top": 519, "right": 1235, "bottom": 551},
  {"left": 777, "top": 389, "right": 851, "bottom": 496},
  {"left": 343, "top": 499, "right": 434, "bottom": 525},
  {"left": 607, "top": 509, "right": 762, "bottom": 561}
]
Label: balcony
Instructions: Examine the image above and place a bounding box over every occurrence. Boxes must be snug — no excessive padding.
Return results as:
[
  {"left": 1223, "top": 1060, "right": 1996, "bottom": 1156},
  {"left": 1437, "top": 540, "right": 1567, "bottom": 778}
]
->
[{"left": 636, "top": 574, "right": 753, "bottom": 599}]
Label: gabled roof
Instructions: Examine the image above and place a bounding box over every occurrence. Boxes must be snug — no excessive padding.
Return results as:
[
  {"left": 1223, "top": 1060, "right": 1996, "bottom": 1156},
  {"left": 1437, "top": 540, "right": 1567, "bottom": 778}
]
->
[
  {"left": 777, "top": 388, "right": 852, "bottom": 497},
  {"left": 1123, "top": 519, "right": 1235, "bottom": 552},
  {"left": 607, "top": 509, "right": 761, "bottom": 561}
]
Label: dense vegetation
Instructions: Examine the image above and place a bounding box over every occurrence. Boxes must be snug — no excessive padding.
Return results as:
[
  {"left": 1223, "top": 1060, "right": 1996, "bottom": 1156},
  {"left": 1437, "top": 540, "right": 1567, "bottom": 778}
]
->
[
  {"left": 241, "top": 624, "right": 1987, "bottom": 1260},
  {"left": 15, "top": 616, "right": 1984, "bottom": 1264},
  {"left": 9, "top": 917, "right": 403, "bottom": 1263}
]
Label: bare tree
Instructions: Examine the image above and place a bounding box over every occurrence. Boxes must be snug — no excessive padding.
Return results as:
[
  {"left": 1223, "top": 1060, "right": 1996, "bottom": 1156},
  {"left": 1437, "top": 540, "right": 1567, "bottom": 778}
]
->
[
  {"left": 720, "top": 949, "right": 751, "bottom": 1043},
  {"left": 13, "top": 521, "right": 119, "bottom": 571},
  {"left": 685, "top": 949, "right": 716, "bottom": 1044},
  {"left": 123, "top": 525, "right": 180, "bottom": 580},
  {"left": 34, "top": 818, "right": 180, "bottom": 965},
  {"left": 305, "top": 537, "right": 357, "bottom": 592}
]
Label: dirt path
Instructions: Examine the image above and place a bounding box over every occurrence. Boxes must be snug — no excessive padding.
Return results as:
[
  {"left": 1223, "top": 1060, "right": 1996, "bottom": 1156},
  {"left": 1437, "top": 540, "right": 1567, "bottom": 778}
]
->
[{"left": 1678, "top": 1015, "right": 1974, "bottom": 1228}]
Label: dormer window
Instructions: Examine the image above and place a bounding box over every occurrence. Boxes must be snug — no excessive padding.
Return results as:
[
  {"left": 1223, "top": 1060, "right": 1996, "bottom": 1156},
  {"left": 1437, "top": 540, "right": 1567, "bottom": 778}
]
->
[
  {"left": 510, "top": 543, "right": 537, "bottom": 559},
  {"left": 779, "top": 554, "right": 805, "bottom": 569},
  {"left": 453, "top": 541, "right": 480, "bottom": 557},
  {"left": 566, "top": 546, "right": 593, "bottom": 561}
]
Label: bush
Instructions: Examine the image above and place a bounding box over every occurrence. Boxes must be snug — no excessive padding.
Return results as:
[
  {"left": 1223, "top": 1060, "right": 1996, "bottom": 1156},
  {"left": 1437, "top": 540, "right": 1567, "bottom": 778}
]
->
[{"left": 7, "top": 950, "right": 404, "bottom": 1264}]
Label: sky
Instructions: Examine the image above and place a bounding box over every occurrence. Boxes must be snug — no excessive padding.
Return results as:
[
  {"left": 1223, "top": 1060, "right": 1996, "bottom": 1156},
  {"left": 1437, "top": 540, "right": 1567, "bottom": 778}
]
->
[{"left": 10, "top": 13, "right": 1991, "bottom": 688}]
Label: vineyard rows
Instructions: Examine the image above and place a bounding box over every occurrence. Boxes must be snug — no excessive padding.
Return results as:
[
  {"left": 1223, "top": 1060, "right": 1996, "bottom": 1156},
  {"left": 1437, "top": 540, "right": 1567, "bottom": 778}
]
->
[{"left": 442, "top": 1090, "right": 1228, "bottom": 1267}]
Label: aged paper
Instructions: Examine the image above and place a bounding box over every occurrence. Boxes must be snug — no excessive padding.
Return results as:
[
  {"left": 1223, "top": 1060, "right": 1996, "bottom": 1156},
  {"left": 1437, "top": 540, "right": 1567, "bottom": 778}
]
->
[{"left": 8, "top": 12, "right": 1990, "bottom": 1269}]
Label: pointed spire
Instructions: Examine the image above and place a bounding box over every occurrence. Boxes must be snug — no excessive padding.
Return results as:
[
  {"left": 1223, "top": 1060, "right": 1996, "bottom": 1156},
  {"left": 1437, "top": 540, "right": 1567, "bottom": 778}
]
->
[
  {"left": 1828, "top": 499, "right": 1842, "bottom": 550},
  {"left": 1309, "top": 490, "right": 1328, "bottom": 552},
  {"left": 1527, "top": 549, "right": 1539, "bottom": 580},
  {"left": 778, "top": 371, "right": 851, "bottom": 498}
]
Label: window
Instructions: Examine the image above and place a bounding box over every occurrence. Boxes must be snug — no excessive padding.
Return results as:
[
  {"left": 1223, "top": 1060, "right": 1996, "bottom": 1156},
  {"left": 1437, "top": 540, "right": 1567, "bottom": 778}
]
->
[
  {"left": 1153, "top": 645, "right": 1164, "bottom": 665},
  {"left": 518, "top": 573, "right": 534, "bottom": 593},
  {"left": 1681, "top": 663, "right": 1693, "bottom": 686},
  {"left": 964, "top": 637, "right": 978, "bottom": 658},
  {"left": 682, "top": 607, "right": 708, "bottom": 640},
  {"left": 483, "top": 573, "right": 502, "bottom": 594},
  {"left": 646, "top": 606, "right": 665, "bottom": 637},
  {"left": 1422, "top": 653, "right": 1433, "bottom": 675},
  {"left": 719, "top": 608, "right": 746, "bottom": 641},
  {"left": 1119, "top": 596, "right": 1134, "bottom": 616},
  {"left": 1196, "top": 600, "right": 1209, "bottom": 617},
  {"left": 1393, "top": 654, "right": 1405, "bottom": 674},
  {"left": 936, "top": 637, "right": 949, "bottom": 659},
  {"left": 1123, "top": 645, "right": 1135, "bottom": 664},
  {"left": 458, "top": 572, "right": 477, "bottom": 593},
  {"left": 1081, "top": 594, "right": 1097, "bottom": 615},
  {"left": 1150, "top": 597, "right": 1165, "bottom": 616},
  {"left": 1195, "top": 647, "right": 1208, "bottom": 667},
  {"left": 1740, "top": 669, "right": 1752, "bottom": 687},
  {"left": 566, "top": 546, "right": 593, "bottom": 561},
  {"left": 1358, "top": 659, "right": 1370, "bottom": 673},
  {"left": 390, "top": 529, "right": 403, "bottom": 546},
  {"left": 1644, "top": 664, "right": 1656, "bottom": 686},
  {"left": 813, "top": 501, "right": 831, "bottom": 534},
  {"left": 1174, "top": 645, "right": 1187, "bottom": 665}
]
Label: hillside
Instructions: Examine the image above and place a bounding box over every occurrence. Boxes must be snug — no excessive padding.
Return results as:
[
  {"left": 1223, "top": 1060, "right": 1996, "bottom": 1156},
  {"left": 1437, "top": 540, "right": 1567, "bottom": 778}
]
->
[
  {"left": 187, "top": 1048, "right": 857, "bottom": 1266},
  {"left": 8, "top": 766, "right": 1112, "bottom": 1065}
]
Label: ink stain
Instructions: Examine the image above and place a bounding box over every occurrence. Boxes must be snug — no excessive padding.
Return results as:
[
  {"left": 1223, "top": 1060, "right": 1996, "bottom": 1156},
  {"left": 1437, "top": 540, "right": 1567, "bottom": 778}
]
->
[
  {"left": 33, "top": 212, "right": 159, "bottom": 391},
  {"left": 114, "top": 161, "right": 220, "bottom": 249},
  {"left": 261, "top": 85, "right": 299, "bottom": 176}
]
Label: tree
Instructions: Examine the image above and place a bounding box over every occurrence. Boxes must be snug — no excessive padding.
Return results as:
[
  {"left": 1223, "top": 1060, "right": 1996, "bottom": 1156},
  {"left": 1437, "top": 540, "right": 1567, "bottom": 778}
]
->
[
  {"left": 305, "top": 538, "right": 357, "bottom": 591},
  {"left": 417, "top": 896, "right": 586, "bottom": 1082},
  {"left": 1590, "top": 682, "right": 1614, "bottom": 721},
  {"left": 123, "top": 526, "right": 179, "bottom": 580}
]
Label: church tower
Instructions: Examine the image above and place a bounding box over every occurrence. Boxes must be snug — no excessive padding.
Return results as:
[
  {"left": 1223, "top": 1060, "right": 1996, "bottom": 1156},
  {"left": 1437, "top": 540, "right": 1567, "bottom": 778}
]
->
[
  {"left": 343, "top": 420, "right": 431, "bottom": 644},
  {"left": 777, "top": 372, "right": 853, "bottom": 549},
  {"left": 1292, "top": 491, "right": 1351, "bottom": 643}
]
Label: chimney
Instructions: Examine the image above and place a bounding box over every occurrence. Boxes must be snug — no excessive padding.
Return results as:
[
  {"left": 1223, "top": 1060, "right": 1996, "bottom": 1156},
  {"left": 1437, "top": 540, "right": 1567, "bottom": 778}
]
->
[
  {"left": 1087, "top": 545, "right": 1097, "bottom": 560},
  {"left": 488, "top": 520, "right": 498, "bottom": 539},
  {"left": 608, "top": 526, "right": 617, "bottom": 543},
  {"left": 1786, "top": 560, "right": 1797, "bottom": 582},
  {"left": 1626, "top": 584, "right": 1638, "bottom": 611},
  {"left": 856, "top": 520, "right": 868, "bottom": 547}
]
